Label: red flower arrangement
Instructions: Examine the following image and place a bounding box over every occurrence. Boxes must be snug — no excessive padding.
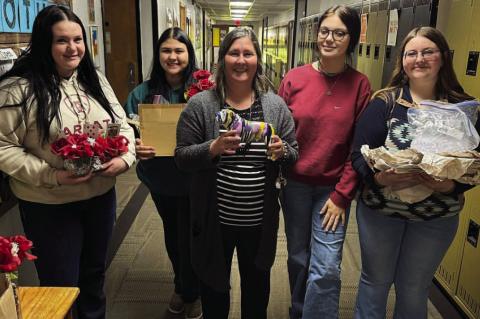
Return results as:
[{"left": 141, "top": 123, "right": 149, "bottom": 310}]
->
[
  {"left": 0, "top": 235, "right": 36, "bottom": 273},
  {"left": 51, "top": 133, "right": 129, "bottom": 175},
  {"left": 185, "top": 70, "right": 215, "bottom": 100}
]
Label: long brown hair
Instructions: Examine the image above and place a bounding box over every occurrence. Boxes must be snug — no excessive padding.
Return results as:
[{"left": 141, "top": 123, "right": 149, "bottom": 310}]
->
[{"left": 377, "top": 26, "right": 473, "bottom": 103}]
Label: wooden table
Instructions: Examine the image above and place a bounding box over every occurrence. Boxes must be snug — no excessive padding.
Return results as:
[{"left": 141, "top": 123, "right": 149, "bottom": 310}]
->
[{"left": 18, "top": 287, "right": 79, "bottom": 319}]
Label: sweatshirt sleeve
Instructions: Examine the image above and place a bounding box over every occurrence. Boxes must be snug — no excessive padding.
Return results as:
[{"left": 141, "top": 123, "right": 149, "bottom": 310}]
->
[
  {"left": 0, "top": 82, "right": 58, "bottom": 187},
  {"left": 98, "top": 72, "right": 136, "bottom": 167},
  {"left": 273, "top": 94, "right": 298, "bottom": 165},
  {"left": 175, "top": 95, "right": 219, "bottom": 172},
  {"left": 351, "top": 97, "right": 390, "bottom": 187},
  {"left": 330, "top": 78, "right": 372, "bottom": 208},
  {"left": 124, "top": 82, "right": 148, "bottom": 116}
]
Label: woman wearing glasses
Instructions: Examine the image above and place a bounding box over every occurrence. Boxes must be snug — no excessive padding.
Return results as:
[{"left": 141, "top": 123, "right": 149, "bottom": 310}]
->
[
  {"left": 278, "top": 5, "right": 371, "bottom": 319},
  {"left": 351, "top": 27, "right": 479, "bottom": 318}
]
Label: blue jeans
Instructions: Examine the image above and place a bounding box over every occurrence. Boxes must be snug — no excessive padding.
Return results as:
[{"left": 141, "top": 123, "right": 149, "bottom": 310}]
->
[
  {"left": 283, "top": 179, "right": 349, "bottom": 319},
  {"left": 354, "top": 200, "right": 459, "bottom": 319}
]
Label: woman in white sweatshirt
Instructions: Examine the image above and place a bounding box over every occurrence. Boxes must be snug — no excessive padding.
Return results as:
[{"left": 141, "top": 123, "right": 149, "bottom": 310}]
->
[{"left": 0, "top": 5, "right": 135, "bottom": 319}]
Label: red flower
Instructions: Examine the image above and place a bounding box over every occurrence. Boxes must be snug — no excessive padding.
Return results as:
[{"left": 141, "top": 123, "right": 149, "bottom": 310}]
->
[
  {"left": 104, "top": 135, "right": 129, "bottom": 159},
  {"left": 50, "top": 133, "right": 94, "bottom": 160},
  {"left": 0, "top": 237, "right": 20, "bottom": 272},
  {"left": 193, "top": 70, "right": 211, "bottom": 80},
  {"left": 185, "top": 69, "right": 215, "bottom": 101},
  {"left": 8, "top": 235, "right": 37, "bottom": 262}
]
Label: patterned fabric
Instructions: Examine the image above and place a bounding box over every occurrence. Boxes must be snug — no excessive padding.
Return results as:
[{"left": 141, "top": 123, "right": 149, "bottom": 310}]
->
[
  {"left": 216, "top": 101, "right": 268, "bottom": 227},
  {"left": 361, "top": 89, "right": 464, "bottom": 221}
]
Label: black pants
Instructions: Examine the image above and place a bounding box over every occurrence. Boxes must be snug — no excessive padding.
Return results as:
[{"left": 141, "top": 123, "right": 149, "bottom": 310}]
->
[
  {"left": 200, "top": 225, "right": 270, "bottom": 319},
  {"left": 151, "top": 193, "right": 199, "bottom": 302},
  {"left": 18, "top": 188, "right": 116, "bottom": 319}
]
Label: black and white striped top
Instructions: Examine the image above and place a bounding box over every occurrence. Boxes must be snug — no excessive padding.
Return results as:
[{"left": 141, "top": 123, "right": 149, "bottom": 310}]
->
[{"left": 217, "top": 102, "right": 268, "bottom": 227}]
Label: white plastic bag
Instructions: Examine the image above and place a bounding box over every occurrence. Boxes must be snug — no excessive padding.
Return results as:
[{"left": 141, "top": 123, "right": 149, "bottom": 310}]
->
[{"left": 407, "top": 100, "right": 480, "bottom": 153}]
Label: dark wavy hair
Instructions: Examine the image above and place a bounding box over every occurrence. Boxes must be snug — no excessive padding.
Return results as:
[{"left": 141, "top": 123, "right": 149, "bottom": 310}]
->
[
  {"left": 317, "top": 5, "right": 361, "bottom": 60},
  {"left": 0, "top": 5, "right": 115, "bottom": 144},
  {"left": 214, "top": 27, "right": 268, "bottom": 106},
  {"left": 375, "top": 26, "right": 473, "bottom": 103},
  {"left": 147, "top": 27, "right": 197, "bottom": 102}
]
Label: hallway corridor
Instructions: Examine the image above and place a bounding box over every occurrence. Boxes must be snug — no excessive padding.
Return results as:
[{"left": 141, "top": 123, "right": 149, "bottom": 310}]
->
[{"left": 104, "top": 166, "right": 444, "bottom": 319}]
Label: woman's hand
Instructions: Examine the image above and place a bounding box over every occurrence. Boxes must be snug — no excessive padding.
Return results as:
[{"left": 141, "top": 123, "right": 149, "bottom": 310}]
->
[
  {"left": 98, "top": 157, "right": 129, "bottom": 177},
  {"left": 135, "top": 138, "right": 156, "bottom": 160},
  {"left": 417, "top": 173, "right": 455, "bottom": 194},
  {"left": 56, "top": 170, "right": 93, "bottom": 185},
  {"left": 209, "top": 130, "right": 241, "bottom": 158},
  {"left": 320, "top": 198, "right": 345, "bottom": 232},
  {"left": 267, "top": 135, "right": 284, "bottom": 160},
  {"left": 374, "top": 169, "right": 422, "bottom": 191}
]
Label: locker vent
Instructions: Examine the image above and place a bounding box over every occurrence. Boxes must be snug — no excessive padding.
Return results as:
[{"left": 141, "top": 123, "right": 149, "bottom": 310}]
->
[
  {"left": 371, "top": 2, "right": 379, "bottom": 12},
  {"left": 458, "top": 285, "right": 480, "bottom": 318},
  {"left": 436, "top": 264, "right": 454, "bottom": 286},
  {"left": 415, "top": 0, "right": 431, "bottom": 6},
  {"left": 379, "top": 0, "right": 389, "bottom": 11},
  {"left": 401, "top": 0, "right": 415, "bottom": 8}
]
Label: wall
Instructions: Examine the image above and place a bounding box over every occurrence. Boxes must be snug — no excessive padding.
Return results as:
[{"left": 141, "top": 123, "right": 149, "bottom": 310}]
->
[
  {"left": 140, "top": 0, "right": 154, "bottom": 80},
  {"left": 72, "top": 0, "right": 105, "bottom": 73}
]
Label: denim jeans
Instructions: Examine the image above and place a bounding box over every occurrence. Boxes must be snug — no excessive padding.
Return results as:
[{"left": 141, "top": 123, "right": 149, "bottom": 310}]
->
[
  {"left": 283, "top": 179, "right": 349, "bottom": 319},
  {"left": 18, "top": 188, "right": 116, "bottom": 319},
  {"left": 354, "top": 200, "right": 459, "bottom": 319}
]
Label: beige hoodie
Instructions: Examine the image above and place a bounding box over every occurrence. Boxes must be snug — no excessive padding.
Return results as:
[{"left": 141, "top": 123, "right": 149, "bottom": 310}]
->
[{"left": 0, "top": 71, "right": 136, "bottom": 204}]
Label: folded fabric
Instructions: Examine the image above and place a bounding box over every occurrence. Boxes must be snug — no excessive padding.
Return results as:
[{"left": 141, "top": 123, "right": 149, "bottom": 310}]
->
[{"left": 216, "top": 109, "right": 275, "bottom": 144}]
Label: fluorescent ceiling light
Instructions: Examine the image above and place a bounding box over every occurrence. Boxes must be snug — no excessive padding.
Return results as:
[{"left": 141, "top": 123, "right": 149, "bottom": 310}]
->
[
  {"left": 230, "top": 1, "right": 253, "bottom": 7},
  {"left": 231, "top": 9, "right": 248, "bottom": 13},
  {"left": 231, "top": 14, "right": 246, "bottom": 18}
]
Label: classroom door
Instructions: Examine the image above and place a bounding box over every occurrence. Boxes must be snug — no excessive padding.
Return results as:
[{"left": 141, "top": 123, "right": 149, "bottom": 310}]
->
[{"left": 103, "top": 0, "right": 139, "bottom": 104}]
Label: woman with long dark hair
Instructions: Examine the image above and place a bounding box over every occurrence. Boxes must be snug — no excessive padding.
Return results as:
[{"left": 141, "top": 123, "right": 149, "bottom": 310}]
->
[
  {"left": 278, "top": 6, "right": 371, "bottom": 319},
  {"left": 124, "top": 27, "right": 201, "bottom": 319},
  {"left": 175, "top": 27, "right": 298, "bottom": 319},
  {"left": 352, "top": 26, "right": 479, "bottom": 318},
  {"left": 0, "top": 5, "right": 135, "bottom": 319}
]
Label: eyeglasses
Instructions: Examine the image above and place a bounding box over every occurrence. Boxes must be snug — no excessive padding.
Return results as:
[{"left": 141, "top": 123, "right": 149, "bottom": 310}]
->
[
  {"left": 318, "top": 27, "right": 349, "bottom": 42},
  {"left": 403, "top": 48, "right": 440, "bottom": 61}
]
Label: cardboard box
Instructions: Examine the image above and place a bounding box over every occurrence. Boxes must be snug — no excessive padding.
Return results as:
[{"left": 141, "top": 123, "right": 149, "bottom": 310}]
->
[
  {"left": 139, "top": 104, "right": 185, "bottom": 157},
  {"left": 0, "top": 273, "right": 18, "bottom": 319}
]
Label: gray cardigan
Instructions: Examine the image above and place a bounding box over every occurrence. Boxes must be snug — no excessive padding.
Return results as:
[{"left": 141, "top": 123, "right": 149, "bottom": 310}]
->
[{"left": 175, "top": 89, "right": 298, "bottom": 292}]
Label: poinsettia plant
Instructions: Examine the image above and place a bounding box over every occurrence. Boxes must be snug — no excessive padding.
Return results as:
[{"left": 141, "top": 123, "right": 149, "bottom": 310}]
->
[
  {"left": 185, "top": 69, "right": 215, "bottom": 100},
  {"left": 0, "top": 235, "right": 36, "bottom": 273}
]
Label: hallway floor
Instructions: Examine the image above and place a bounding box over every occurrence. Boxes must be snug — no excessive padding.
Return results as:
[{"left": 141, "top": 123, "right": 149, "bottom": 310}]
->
[{"left": 105, "top": 166, "right": 443, "bottom": 319}]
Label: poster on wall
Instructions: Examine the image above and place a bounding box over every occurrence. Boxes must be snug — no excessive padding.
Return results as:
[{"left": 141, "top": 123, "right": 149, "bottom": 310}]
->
[
  {"left": 89, "top": 26, "right": 99, "bottom": 67},
  {"left": 360, "top": 13, "right": 368, "bottom": 44},
  {"left": 88, "top": 0, "right": 95, "bottom": 23},
  {"left": 166, "top": 8, "right": 173, "bottom": 28},
  {"left": 387, "top": 9, "right": 399, "bottom": 46}
]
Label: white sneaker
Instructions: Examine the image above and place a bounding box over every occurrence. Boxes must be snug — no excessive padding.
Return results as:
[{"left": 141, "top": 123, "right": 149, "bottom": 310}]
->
[{"left": 168, "top": 293, "right": 185, "bottom": 314}]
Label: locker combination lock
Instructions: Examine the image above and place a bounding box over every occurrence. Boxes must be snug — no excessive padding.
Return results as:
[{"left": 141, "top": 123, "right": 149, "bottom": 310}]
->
[
  {"left": 466, "top": 51, "right": 479, "bottom": 76},
  {"left": 467, "top": 219, "right": 479, "bottom": 248}
]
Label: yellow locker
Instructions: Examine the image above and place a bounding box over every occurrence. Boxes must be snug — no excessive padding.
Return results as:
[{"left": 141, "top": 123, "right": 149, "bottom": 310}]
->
[
  {"left": 435, "top": 189, "right": 472, "bottom": 294},
  {"left": 456, "top": 186, "right": 480, "bottom": 319},
  {"left": 365, "top": 10, "right": 377, "bottom": 85},
  {"left": 462, "top": 0, "right": 480, "bottom": 99},
  {"left": 371, "top": 9, "right": 388, "bottom": 92},
  {"left": 442, "top": 0, "right": 474, "bottom": 92}
]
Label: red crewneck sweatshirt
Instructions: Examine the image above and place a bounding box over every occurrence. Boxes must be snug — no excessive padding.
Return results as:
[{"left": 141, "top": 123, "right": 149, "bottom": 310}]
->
[{"left": 278, "top": 64, "right": 371, "bottom": 208}]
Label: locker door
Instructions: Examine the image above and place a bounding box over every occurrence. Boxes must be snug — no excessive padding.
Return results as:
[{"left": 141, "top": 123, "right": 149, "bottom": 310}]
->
[
  {"left": 456, "top": 186, "right": 480, "bottom": 318},
  {"left": 462, "top": 0, "right": 480, "bottom": 99},
  {"left": 442, "top": 0, "right": 473, "bottom": 89},
  {"left": 365, "top": 9, "right": 378, "bottom": 85},
  {"left": 356, "top": 8, "right": 369, "bottom": 74},
  {"left": 413, "top": 1, "right": 432, "bottom": 27},
  {"left": 371, "top": 5, "right": 388, "bottom": 91},
  {"left": 382, "top": 0, "right": 401, "bottom": 87}
]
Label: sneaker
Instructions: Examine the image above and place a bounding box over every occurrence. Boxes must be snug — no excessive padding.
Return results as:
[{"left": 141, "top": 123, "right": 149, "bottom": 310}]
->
[
  {"left": 168, "top": 293, "right": 185, "bottom": 314},
  {"left": 184, "top": 298, "right": 203, "bottom": 319}
]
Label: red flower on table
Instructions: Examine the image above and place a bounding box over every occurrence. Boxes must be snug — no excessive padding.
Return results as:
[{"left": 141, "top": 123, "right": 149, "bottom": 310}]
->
[{"left": 0, "top": 235, "right": 36, "bottom": 272}]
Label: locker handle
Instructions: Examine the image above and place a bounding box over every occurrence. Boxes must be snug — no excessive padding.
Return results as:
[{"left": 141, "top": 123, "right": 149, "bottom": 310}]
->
[{"left": 467, "top": 219, "right": 479, "bottom": 248}]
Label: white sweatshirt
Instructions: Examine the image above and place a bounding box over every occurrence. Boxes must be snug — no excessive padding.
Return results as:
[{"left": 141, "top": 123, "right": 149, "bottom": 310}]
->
[{"left": 0, "top": 71, "right": 136, "bottom": 204}]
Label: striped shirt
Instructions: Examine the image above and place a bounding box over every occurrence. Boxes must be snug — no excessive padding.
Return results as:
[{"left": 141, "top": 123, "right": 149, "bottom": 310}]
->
[{"left": 217, "top": 102, "right": 268, "bottom": 227}]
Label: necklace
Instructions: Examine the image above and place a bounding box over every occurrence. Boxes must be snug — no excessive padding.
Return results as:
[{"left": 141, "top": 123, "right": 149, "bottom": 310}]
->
[{"left": 315, "top": 61, "right": 346, "bottom": 96}]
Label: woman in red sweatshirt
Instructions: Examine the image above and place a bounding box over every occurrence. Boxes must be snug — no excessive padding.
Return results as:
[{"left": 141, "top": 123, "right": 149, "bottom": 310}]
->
[{"left": 278, "top": 5, "right": 370, "bottom": 319}]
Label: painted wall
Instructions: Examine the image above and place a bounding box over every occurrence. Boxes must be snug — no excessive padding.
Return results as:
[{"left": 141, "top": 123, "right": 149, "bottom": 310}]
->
[
  {"left": 140, "top": 0, "right": 154, "bottom": 80},
  {"left": 72, "top": 0, "right": 105, "bottom": 73}
]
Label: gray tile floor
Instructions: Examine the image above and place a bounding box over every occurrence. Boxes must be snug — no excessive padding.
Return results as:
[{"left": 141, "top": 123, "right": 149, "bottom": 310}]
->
[{"left": 105, "top": 167, "right": 443, "bottom": 318}]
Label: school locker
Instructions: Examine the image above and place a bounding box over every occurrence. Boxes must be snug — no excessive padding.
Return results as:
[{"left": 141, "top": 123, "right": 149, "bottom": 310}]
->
[{"left": 382, "top": 0, "right": 401, "bottom": 87}]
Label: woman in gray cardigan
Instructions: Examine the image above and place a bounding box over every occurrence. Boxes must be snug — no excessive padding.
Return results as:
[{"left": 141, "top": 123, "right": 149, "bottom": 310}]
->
[{"left": 175, "top": 27, "right": 298, "bottom": 319}]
